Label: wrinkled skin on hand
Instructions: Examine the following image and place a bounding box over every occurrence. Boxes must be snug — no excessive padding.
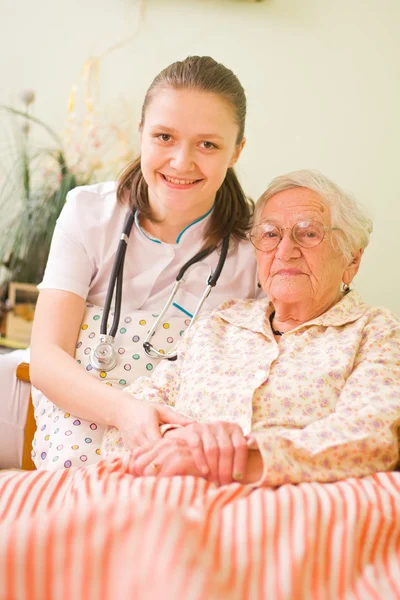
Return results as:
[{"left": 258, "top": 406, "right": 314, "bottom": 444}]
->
[{"left": 132, "top": 421, "right": 248, "bottom": 485}]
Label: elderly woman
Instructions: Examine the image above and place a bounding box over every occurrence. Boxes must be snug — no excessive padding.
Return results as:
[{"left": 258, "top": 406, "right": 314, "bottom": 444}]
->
[{"left": 102, "top": 170, "right": 400, "bottom": 487}]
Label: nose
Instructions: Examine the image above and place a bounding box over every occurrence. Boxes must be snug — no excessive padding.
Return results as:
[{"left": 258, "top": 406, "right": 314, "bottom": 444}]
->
[
  {"left": 274, "top": 232, "right": 301, "bottom": 260},
  {"left": 169, "top": 144, "right": 195, "bottom": 172}
]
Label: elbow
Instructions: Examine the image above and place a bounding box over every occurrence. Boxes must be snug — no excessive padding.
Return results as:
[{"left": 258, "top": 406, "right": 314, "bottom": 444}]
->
[
  {"left": 29, "top": 330, "right": 56, "bottom": 388},
  {"left": 29, "top": 342, "right": 50, "bottom": 389},
  {"left": 29, "top": 354, "right": 42, "bottom": 389}
]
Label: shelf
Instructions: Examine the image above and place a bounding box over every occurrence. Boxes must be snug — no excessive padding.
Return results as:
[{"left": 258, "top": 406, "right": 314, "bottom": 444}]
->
[{"left": 0, "top": 337, "right": 29, "bottom": 350}]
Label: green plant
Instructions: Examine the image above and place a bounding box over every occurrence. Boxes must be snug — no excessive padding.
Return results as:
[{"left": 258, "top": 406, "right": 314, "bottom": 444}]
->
[
  {"left": 0, "top": 83, "right": 135, "bottom": 291},
  {"left": 0, "top": 98, "right": 81, "bottom": 287}
]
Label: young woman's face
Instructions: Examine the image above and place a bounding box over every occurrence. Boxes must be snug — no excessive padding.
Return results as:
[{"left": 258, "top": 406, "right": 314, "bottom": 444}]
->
[{"left": 140, "top": 87, "right": 245, "bottom": 220}]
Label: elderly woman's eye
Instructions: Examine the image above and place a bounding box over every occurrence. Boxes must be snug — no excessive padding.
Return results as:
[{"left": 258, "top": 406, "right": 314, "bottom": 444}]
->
[
  {"left": 297, "top": 224, "right": 321, "bottom": 239},
  {"left": 262, "top": 230, "right": 279, "bottom": 239}
]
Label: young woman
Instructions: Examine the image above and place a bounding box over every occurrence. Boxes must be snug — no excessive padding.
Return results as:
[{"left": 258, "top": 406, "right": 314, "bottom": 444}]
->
[{"left": 30, "top": 56, "right": 262, "bottom": 469}]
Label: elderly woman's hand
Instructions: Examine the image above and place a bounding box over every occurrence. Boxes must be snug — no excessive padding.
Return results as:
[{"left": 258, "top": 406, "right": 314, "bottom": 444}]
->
[
  {"left": 164, "top": 422, "right": 248, "bottom": 485},
  {"left": 132, "top": 437, "right": 206, "bottom": 479}
]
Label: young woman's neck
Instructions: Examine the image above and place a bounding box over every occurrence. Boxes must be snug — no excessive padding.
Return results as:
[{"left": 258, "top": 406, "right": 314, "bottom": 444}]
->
[
  {"left": 138, "top": 216, "right": 185, "bottom": 244},
  {"left": 140, "top": 203, "right": 213, "bottom": 244}
]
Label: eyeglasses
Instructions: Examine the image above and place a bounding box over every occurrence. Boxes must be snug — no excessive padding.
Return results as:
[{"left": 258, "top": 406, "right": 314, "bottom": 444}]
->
[{"left": 249, "top": 220, "right": 340, "bottom": 252}]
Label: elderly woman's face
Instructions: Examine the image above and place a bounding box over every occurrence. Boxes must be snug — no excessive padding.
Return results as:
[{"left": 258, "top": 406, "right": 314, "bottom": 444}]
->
[{"left": 256, "top": 187, "right": 359, "bottom": 309}]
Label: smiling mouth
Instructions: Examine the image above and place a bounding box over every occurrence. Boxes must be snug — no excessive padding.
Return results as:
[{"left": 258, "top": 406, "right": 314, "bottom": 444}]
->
[{"left": 161, "top": 174, "right": 201, "bottom": 185}]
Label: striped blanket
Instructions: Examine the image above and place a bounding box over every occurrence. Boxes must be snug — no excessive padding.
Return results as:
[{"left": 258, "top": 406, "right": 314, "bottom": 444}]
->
[{"left": 1, "top": 458, "right": 400, "bottom": 600}]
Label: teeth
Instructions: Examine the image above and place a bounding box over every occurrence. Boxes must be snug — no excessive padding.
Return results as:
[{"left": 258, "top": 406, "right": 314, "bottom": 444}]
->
[{"left": 164, "top": 175, "right": 196, "bottom": 185}]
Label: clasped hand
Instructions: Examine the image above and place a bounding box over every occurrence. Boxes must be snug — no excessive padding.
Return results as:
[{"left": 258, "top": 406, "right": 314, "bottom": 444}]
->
[{"left": 132, "top": 422, "right": 248, "bottom": 485}]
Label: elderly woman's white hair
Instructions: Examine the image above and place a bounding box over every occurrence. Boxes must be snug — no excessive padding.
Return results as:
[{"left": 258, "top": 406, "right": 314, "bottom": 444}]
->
[{"left": 254, "top": 170, "right": 373, "bottom": 263}]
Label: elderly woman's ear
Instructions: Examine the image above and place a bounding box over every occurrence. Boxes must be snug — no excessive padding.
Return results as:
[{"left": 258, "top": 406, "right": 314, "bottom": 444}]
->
[{"left": 342, "top": 248, "right": 363, "bottom": 286}]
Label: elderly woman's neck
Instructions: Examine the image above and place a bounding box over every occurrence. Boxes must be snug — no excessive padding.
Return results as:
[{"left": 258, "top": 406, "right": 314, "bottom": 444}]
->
[{"left": 271, "top": 291, "right": 344, "bottom": 333}]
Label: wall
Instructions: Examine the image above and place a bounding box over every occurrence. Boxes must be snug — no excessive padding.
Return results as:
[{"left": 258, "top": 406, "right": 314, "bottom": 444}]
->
[{"left": 1, "top": 0, "right": 399, "bottom": 314}]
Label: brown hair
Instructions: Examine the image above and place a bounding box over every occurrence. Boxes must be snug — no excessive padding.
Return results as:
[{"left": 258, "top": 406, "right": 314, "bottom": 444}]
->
[{"left": 117, "top": 56, "right": 253, "bottom": 248}]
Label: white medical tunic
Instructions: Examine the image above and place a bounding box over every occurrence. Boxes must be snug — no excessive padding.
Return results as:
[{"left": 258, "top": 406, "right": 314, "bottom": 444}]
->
[{"left": 38, "top": 181, "right": 262, "bottom": 315}]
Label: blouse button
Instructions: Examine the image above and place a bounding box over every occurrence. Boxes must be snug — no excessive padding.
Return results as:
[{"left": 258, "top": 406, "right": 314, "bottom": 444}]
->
[{"left": 254, "top": 369, "right": 267, "bottom": 380}]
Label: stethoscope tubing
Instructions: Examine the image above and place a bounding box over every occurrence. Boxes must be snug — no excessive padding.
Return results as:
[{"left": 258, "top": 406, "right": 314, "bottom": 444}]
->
[
  {"left": 91, "top": 209, "right": 229, "bottom": 370},
  {"left": 143, "top": 234, "right": 230, "bottom": 360},
  {"left": 100, "top": 211, "right": 135, "bottom": 339}
]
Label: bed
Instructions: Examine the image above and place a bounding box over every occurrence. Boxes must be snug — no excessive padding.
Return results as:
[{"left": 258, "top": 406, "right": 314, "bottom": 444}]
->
[
  {"left": 0, "top": 365, "right": 399, "bottom": 599},
  {"left": 1, "top": 458, "right": 400, "bottom": 599}
]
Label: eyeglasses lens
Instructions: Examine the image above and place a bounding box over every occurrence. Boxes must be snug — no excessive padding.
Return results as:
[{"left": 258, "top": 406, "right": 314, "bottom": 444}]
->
[
  {"left": 251, "top": 221, "right": 325, "bottom": 250},
  {"left": 293, "top": 221, "right": 324, "bottom": 247}
]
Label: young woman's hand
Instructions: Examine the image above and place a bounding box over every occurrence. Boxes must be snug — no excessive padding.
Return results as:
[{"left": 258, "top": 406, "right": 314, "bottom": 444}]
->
[
  {"left": 163, "top": 422, "right": 248, "bottom": 485},
  {"left": 132, "top": 437, "right": 206, "bottom": 479},
  {"left": 116, "top": 399, "right": 193, "bottom": 450}
]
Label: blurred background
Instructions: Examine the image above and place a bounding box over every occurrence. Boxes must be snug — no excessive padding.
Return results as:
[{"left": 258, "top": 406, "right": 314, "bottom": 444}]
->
[{"left": 0, "top": 0, "right": 399, "bottom": 347}]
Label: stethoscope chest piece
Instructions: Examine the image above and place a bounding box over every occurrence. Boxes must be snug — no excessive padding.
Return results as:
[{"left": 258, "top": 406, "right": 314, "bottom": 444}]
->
[{"left": 90, "top": 335, "right": 118, "bottom": 372}]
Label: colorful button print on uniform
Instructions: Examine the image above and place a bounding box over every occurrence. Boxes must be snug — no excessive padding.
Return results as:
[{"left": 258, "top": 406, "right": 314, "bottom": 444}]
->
[{"left": 32, "top": 305, "right": 190, "bottom": 470}]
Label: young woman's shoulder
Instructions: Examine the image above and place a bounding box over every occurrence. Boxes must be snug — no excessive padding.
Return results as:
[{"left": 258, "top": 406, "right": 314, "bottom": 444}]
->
[
  {"left": 38, "top": 182, "right": 129, "bottom": 299},
  {"left": 63, "top": 181, "right": 125, "bottom": 224},
  {"left": 67, "top": 180, "right": 117, "bottom": 200},
  {"left": 56, "top": 181, "right": 132, "bottom": 247}
]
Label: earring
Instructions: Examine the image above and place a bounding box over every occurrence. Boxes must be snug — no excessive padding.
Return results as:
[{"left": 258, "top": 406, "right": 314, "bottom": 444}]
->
[
  {"left": 342, "top": 283, "right": 351, "bottom": 294},
  {"left": 257, "top": 282, "right": 261, "bottom": 289}
]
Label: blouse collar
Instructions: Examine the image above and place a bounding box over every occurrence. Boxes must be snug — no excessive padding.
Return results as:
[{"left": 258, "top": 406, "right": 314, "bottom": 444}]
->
[{"left": 216, "top": 290, "right": 368, "bottom": 337}]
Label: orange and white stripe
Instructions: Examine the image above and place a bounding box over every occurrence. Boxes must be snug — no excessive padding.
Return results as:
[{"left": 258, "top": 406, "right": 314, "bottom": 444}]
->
[{"left": 1, "top": 461, "right": 400, "bottom": 600}]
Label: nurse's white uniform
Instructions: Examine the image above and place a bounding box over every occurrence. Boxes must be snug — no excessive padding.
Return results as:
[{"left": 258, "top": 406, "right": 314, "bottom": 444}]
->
[
  {"left": 38, "top": 181, "right": 260, "bottom": 315},
  {"left": 1, "top": 181, "right": 261, "bottom": 468}
]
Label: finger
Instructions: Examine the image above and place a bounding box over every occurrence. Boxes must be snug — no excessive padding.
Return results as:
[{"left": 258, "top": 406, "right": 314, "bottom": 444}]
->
[
  {"left": 143, "top": 461, "right": 163, "bottom": 477},
  {"left": 157, "top": 450, "right": 197, "bottom": 478},
  {"left": 230, "top": 428, "right": 248, "bottom": 482},
  {"left": 131, "top": 442, "right": 153, "bottom": 460},
  {"left": 158, "top": 405, "right": 194, "bottom": 426},
  {"left": 125, "top": 420, "right": 161, "bottom": 450},
  {"left": 216, "top": 426, "right": 234, "bottom": 486},
  {"left": 245, "top": 433, "right": 256, "bottom": 447},
  {"left": 128, "top": 433, "right": 148, "bottom": 452},
  {"left": 144, "top": 410, "right": 163, "bottom": 442},
  {"left": 201, "top": 428, "right": 220, "bottom": 484},
  {"left": 184, "top": 429, "right": 209, "bottom": 476},
  {"left": 136, "top": 439, "right": 186, "bottom": 475},
  {"left": 135, "top": 445, "right": 164, "bottom": 475},
  {"left": 142, "top": 445, "right": 178, "bottom": 477}
]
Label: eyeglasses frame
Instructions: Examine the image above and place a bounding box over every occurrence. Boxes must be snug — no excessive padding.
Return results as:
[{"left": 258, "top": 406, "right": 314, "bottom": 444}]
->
[{"left": 249, "top": 220, "right": 341, "bottom": 251}]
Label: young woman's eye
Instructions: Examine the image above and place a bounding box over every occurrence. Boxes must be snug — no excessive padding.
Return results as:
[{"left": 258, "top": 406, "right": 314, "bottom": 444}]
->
[
  {"left": 156, "top": 134, "right": 172, "bottom": 142},
  {"left": 200, "top": 141, "right": 217, "bottom": 150}
]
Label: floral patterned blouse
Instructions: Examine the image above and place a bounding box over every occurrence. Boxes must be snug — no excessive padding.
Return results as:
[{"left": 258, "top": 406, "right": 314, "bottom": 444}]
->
[{"left": 102, "top": 291, "right": 400, "bottom": 487}]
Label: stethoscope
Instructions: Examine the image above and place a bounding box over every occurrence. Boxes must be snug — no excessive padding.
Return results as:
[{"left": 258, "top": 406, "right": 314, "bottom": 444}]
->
[{"left": 90, "top": 210, "right": 229, "bottom": 371}]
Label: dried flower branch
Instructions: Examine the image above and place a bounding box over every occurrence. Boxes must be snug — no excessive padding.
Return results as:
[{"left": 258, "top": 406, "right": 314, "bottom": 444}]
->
[{"left": 0, "top": 73, "right": 136, "bottom": 289}]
